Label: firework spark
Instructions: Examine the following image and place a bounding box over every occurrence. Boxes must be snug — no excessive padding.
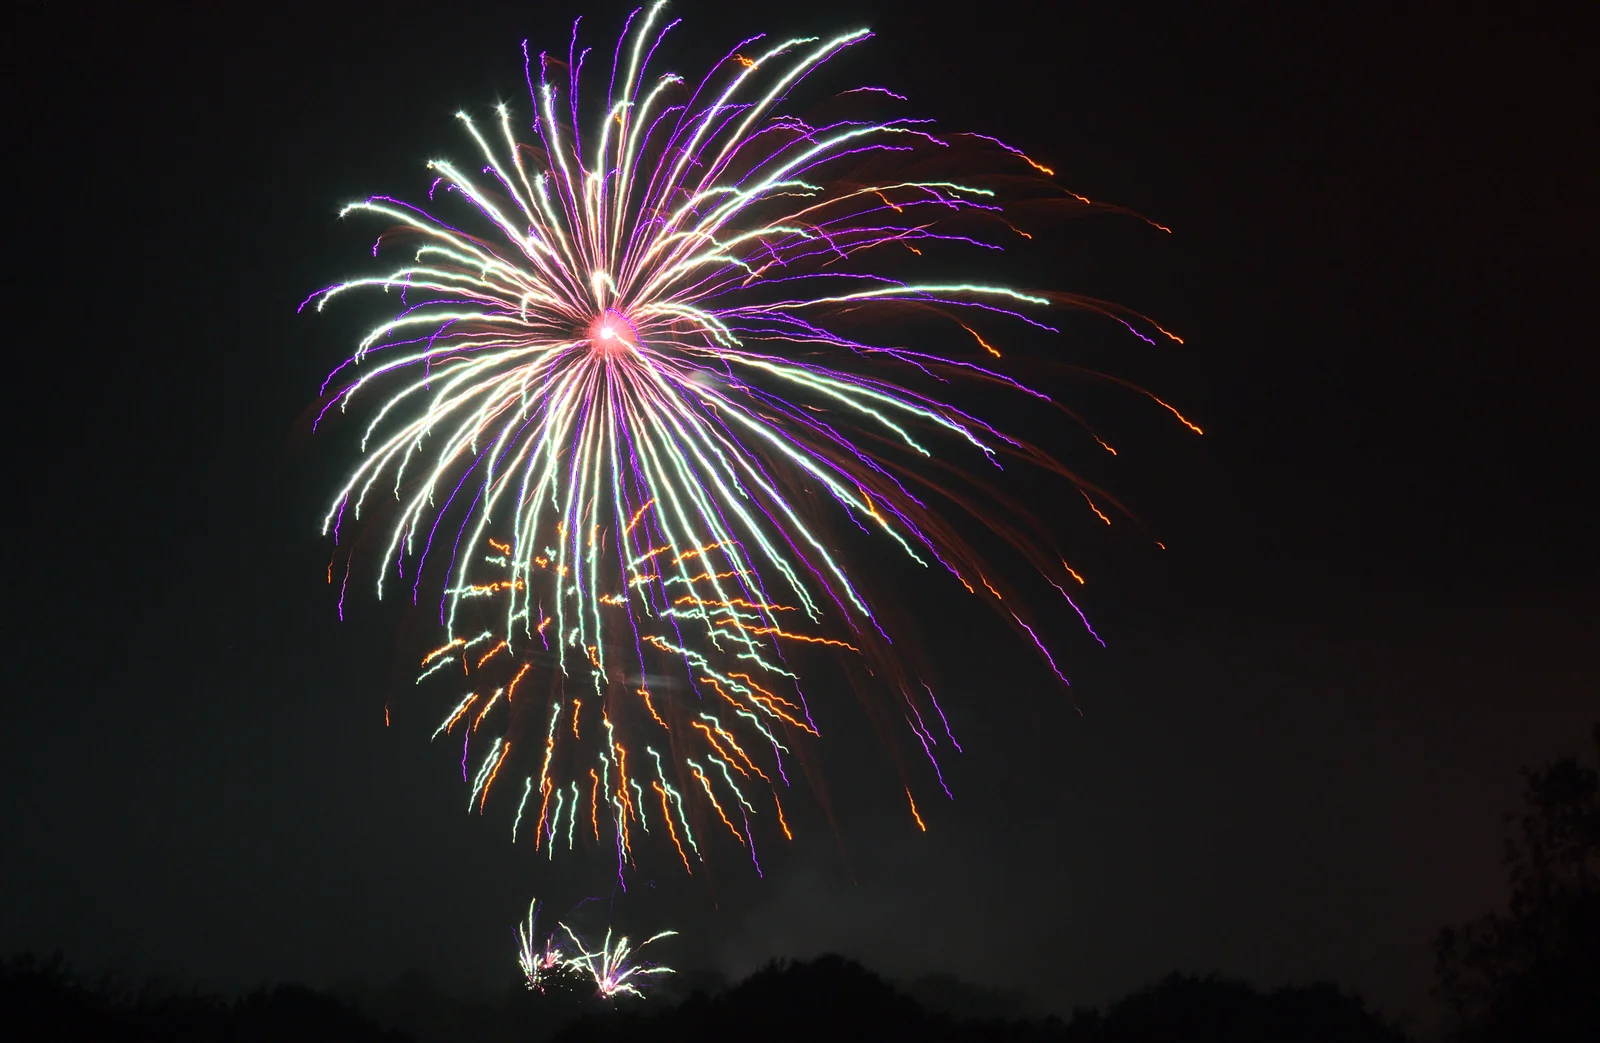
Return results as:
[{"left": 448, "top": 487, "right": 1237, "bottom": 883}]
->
[
  {"left": 560, "top": 922, "right": 677, "bottom": 1000},
  {"left": 517, "top": 898, "right": 569, "bottom": 992},
  {"left": 310, "top": 3, "right": 1187, "bottom": 878}
]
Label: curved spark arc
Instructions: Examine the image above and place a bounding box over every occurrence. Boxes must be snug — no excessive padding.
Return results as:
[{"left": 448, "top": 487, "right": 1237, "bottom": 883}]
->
[{"left": 313, "top": 3, "right": 1178, "bottom": 878}]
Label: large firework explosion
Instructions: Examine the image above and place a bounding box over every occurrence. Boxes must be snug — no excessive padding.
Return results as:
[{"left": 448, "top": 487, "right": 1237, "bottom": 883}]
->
[{"left": 308, "top": 2, "right": 1192, "bottom": 888}]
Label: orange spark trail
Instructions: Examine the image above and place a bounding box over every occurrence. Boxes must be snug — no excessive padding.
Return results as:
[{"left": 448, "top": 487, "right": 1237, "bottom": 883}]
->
[
  {"left": 727, "top": 672, "right": 814, "bottom": 732},
  {"left": 672, "top": 540, "right": 727, "bottom": 564},
  {"left": 906, "top": 787, "right": 926, "bottom": 831},
  {"left": 472, "top": 690, "right": 502, "bottom": 730},
  {"left": 534, "top": 779, "right": 553, "bottom": 850},
  {"left": 506, "top": 662, "right": 531, "bottom": 702},
  {"left": 673, "top": 596, "right": 796, "bottom": 612},
  {"left": 703, "top": 674, "right": 812, "bottom": 735},
  {"left": 614, "top": 742, "right": 637, "bottom": 830},
  {"left": 637, "top": 687, "right": 667, "bottom": 728},
  {"left": 654, "top": 781, "right": 692, "bottom": 872},
  {"left": 772, "top": 791, "right": 793, "bottom": 840},
  {"left": 1146, "top": 392, "right": 1203, "bottom": 434},
  {"left": 692, "top": 766, "right": 745, "bottom": 845},
  {"left": 466, "top": 580, "right": 525, "bottom": 594},
  {"left": 681, "top": 568, "right": 751, "bottom": 583},
  {"left": 421, "top": 638, "right": 464, "bottom": 665},
  {"left": 690, "top": 720, "right": 749, "bottom": 775},
  {"left": 614, "top": 743, "right": 631, "bottom": 806},
  {"left": 733, "top": 624, "right": 860, "bottom": 652},
  {"left": 1014, "top": 151, "right": 1054, "bottom": 176},
  {"left": 697, "top": 702, "right": 774, "bottom": 781},
  {"left": 959, "top": 323, "right": 1001, "bottom": 358},
  {"left": 444, "top": 695, "right": 478, "bottom": 734},
  {"left": 480, "top": 742, "right": 512, "bottom": 811},
  {"left": 624, "top": 498, "right": 655, "bottom": 534}
]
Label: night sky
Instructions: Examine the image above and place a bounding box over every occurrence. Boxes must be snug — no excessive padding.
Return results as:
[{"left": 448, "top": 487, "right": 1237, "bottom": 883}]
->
[{"left": 8, "top": 0, "right": 1596, "bottom": 1029}]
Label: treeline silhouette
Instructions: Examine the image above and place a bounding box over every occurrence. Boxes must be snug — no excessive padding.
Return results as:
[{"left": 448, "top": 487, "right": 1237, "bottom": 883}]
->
[
  {"left": 2, "top": 951, "right": 1404, "bottom": 1043},
  {"left": 6, "top": 725, "right": 1592, "bottom": 1042},
  {"left": 551, "top": 956, "right": 1406, "bottom": 1043},
  {"left": 0, "top": 953, "right": 408, "bottom": 1042}
]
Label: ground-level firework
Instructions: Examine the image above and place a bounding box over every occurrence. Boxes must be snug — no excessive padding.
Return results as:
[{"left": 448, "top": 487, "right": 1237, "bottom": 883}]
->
[
  {"left": 562, "top": 924, "right": 677, "bottom": 1000},
  {"left": 517, "top": 898, "right": 569, "bottom": 993},
  {"left": 311, "top": 2, "right": 1192, "bottom": 885},
  {"left": 517, "top": 898, "right": 675, "bottom": 1001}
]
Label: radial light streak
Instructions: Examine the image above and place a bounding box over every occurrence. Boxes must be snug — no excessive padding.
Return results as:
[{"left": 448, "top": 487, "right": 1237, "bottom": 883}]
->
[
  {"left": 311, "top": 3, "right": 1192, "bottom": 880},
  {"left": 561, "top": 922, "right": 677, "bottom": 1000}
]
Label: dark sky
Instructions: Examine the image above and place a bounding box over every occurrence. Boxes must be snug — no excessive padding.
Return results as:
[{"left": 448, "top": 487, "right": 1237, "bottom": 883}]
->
[{"left": 8, "top": 0, "right": 1596, "bottom": 1029}]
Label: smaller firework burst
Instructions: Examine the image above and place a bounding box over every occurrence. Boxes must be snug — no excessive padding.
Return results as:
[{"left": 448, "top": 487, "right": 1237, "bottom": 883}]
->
[
  {"left": 516, "top": 899, "right": 568, "bottom": 992},
  {"left": 560, "top": 923, "right": 677, "bottom": 1000}
]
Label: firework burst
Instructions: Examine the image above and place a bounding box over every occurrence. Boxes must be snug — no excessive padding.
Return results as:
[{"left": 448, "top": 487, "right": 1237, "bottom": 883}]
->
[
  {"left": 517, "top": 898, "right": 569, "bottom": 992},
  {"left": 561, "top": 923, "right": 677, "bottom": 1000},
  {"left": 309, "top": 3, "right": 1190, "bottom": 881}
]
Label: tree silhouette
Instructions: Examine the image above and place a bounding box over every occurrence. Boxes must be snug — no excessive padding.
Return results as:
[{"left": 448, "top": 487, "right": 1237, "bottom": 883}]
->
[
  {"left": 1434, "top": 723, "right": 1600, "bottom": 1042},
  {"left": 0, "top": 953, "right": 413, "bottom": 1043}
]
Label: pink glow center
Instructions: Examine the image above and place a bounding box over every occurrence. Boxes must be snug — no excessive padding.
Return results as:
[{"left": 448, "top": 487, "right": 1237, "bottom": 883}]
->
[{"left": 586, "top": 309, "right": 638, "bottom": 356}]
